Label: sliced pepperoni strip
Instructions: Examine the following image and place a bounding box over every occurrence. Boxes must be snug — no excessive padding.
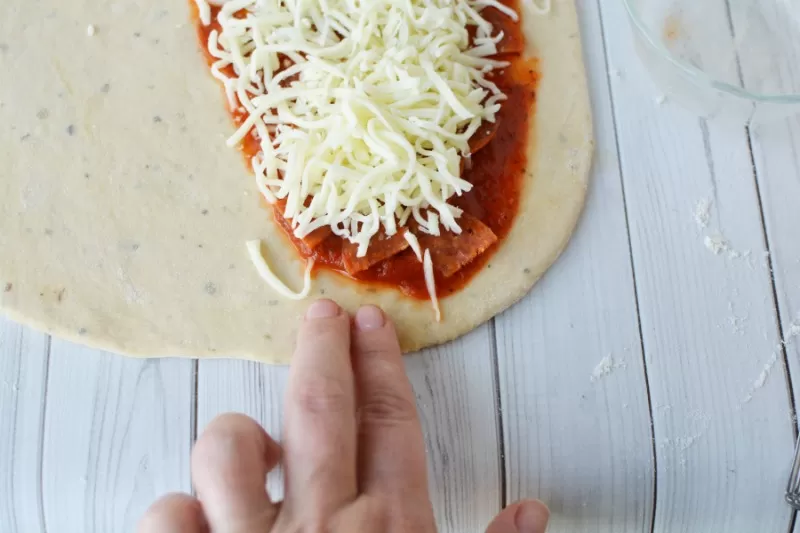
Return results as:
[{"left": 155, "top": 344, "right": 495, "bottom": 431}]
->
[
  {"left": 465, "top": 9, "right": 523, "bottom": 56},
  {"left": 342, "top": 229, "right": 410, "bottom": 275},
  {"left": 272, "top": 207, "right": 312, "bottom": 256},
  {"left": 416, "top": 213, "right": 498, "bottom": 278},
  {"left": 468, "top": 119, "right": 500, "bottom": 155},
  {"left": 273, "top": 199, "right": 333, "bottom": 251},
  {"left": 494, "top": 41, "right": 524, "bottom": 57},
  {"left": 302, "top": 226, "right": 333, "bottom": 249},
  {"left": 480, "top": 5, "right": 525, "bottom": 56}
]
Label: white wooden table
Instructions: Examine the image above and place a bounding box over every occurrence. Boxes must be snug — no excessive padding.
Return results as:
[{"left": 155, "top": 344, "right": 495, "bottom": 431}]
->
[{"left": 3, "top": 1, "right": 800, "bottom": 532}]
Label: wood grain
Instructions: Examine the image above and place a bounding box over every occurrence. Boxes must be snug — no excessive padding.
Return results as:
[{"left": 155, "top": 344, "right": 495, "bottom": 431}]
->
[
  {"left": 406, "top": 325, "right": 501, "bottom": 533},
  {"left": 729, "top": 3, "right": 800, "bottom": 522},
  {"left": 40, "top": 341, "right": 194, "bottom": 533},
  {"left": 751, "top": 117, "right": 800, "bottom": 533},
  {"left": 196, "top": 360, "right": 289, "bottom": 498},
  {"left": 750, "top": 116, "right": 800, "bottom": 415},
  {"left": 495, "top": 1, "right": 655, "bottom": 531},
  {"left": 0, "top": 318, "right": 49, "bottom": 533},
  {"left": 749, "top": 118, "right": 800, "bottom": 532},
  {"left": 733, "top": 0, "right": 800, "bottom": 427},
  {"left": 737, "top": 6, "right": 800, "bottom": 519},
  {"left": 599, "top": 0, "right": 796, "bottom": 529}
]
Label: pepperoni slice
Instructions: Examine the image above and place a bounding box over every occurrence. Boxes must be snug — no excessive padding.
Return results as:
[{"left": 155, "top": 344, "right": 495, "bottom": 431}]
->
[
  {"left": 469, "top": 119, "right": 500, "bottom": 155},
  {"left": 479, "top": 4, "right": 525, "bottom": 56},
  {"left": 273, "top": 200, "right": 333, "bottom": 257},
  {"left": 273, "top": 199, "right": 333, "bottom": 251},
  {"left": 342, "top": 229, "right": 410, "bottom": 275},
  {"left": 416, "top": 213, "right": 498, "bottom": 278},
  {"left": 301, "top": 226, "right": 333, "bottom": 249}
]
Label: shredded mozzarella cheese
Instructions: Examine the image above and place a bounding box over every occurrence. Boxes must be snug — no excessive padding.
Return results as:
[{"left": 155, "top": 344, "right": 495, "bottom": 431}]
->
[
  {"left": 423, "top": 249, "right": 442, "bottom": 322},
  {"left": 200, "top": 0, "right": 517, "bottom": 312},
  {"left": 246, "top": 240, "right": 314, "bottom": 300},
  {"left": 195, "top": 3, "right": 210, "bottom": 25},
  {"left": 404, "top": 231, "right": 423, "bottom": 261},
  {"left": 203, "top": 0, "right": 512, "bottom": 248}
]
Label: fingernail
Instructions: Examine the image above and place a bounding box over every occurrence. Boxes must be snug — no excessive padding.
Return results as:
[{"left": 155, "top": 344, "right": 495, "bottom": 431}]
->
[
  {"left": 306, "top": 299, "right": 340, "bottom": 319},
  {"left": 355, "top": 305, "right": 385, "bottom": 330},
  {"left": 514, "top": 501, "right": 550, "bottom": 533}
]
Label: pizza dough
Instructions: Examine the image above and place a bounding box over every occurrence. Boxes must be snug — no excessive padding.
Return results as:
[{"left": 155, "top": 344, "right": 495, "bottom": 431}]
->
[{"left": 0, "top": 0, "right": 592, "bottom": 364}]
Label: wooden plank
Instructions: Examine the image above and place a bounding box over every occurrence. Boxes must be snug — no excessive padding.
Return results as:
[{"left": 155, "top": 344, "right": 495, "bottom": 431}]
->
[
  {"left": 40, "top": 342, "right": 194, "bottom": 533},
  {"left": 733, "top": 0, "right": 800, "bottom": 418},
  {"left": 196, "top": 361, "right": 289, "bottom": 498},
  {"left": 197, "top": 323, "right": 500, "bottom": 533},
  {"left": 495, "top": 1, "right": 655, "bottom": 531},
  {"left": 0, "top": 318, "right": 49, "bottom": 533},
  {"left": 751, "top": 116, "right": 800, "bottom": 397},
  {"left": 598, "top": 0, "right": 796, "bottom": 529},
  {"left": 733, "top": 1, "right": 800, "bottom": 515},
  {"left": 749, "top": 115, "right": 800, "bottom": 503},
  {"left": 405, "top": 325, "right": 501, "bottom": 533}
]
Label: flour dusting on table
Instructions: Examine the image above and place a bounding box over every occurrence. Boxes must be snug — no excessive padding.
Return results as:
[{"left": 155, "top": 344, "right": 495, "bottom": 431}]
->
[
  {"left": 693, "top": 198, "right": 711, "bottom": 229},
  {"left": 704, "top": 233, "right": 730, "bottom": 255},
  {"left": 743, "top": 317, "right": 800, "bottom": 403},
  {"left": 591, "top": 354, "right": 626, "bottom": 382}
]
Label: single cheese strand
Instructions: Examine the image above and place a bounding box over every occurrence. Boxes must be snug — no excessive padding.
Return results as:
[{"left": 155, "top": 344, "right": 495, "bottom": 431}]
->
[
  {"left": 194, "top": 0, "right": 212, "bottom": 25},
  {"left": 423, "top": 249, "right": 442, "bottom": 322},
  {"left": 246, "top": 240, "right": 314, "bottom": 300},
  {"left": 404, "top": 231, "right": 423, "bottom": 261}
]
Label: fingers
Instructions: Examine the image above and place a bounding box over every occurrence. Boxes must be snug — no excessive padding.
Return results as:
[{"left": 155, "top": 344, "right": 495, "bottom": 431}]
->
[
  {"left": 136, "top": 493, "right": 207, "bottom": 533},
  {"left": 283, "top": 299, "right": 358, "bottom": 518},
  {"left": 484, "top": 500, "right": 550, "bottom": 533},
  {"left": 352, "top": 306, "right": 430, "bottom": 501},
  {"left": 191, "top": 414, "right": 281, "bottom": 533}
]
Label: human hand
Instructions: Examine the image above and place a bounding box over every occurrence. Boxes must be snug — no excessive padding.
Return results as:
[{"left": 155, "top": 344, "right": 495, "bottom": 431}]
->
[{"left": 138, "top": 300, "right": 550, "bottom": 532}]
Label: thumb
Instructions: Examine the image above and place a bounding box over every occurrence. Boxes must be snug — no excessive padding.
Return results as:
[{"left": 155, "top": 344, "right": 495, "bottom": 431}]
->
[{"left": 485, "top": 500, "right": 550, "bottom": 533}]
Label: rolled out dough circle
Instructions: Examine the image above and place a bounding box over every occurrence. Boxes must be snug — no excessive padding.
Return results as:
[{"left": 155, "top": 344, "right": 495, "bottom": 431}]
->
[{"left": 0, "top": 0, "right": 592, "bottom": 364}]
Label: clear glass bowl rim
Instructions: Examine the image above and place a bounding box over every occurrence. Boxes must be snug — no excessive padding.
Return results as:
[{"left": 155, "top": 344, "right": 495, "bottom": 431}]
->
[{"left": 621, "top": 0, "right": 800, "bottom": 104}]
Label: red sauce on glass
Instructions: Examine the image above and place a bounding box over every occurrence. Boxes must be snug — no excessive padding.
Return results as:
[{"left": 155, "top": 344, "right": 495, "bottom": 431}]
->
[{"left": 189, "top": 1, "right": 538, "bottom": 299}]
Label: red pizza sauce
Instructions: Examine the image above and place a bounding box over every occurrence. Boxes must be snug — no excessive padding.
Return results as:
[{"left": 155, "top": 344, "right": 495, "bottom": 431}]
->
[{"left": 190, "top": 1, "right": 538, "bottom": 299}]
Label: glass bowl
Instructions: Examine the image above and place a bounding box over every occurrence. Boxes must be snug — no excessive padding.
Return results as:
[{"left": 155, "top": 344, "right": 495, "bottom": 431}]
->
[{"left": 622, "top": 0, "right": 800, "bottom": 125}]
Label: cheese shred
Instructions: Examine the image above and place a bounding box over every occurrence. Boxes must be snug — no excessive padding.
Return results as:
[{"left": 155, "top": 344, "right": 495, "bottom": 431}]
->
[
  {"left": 194, "top": 0, "right": 212, "bottom": 25},
  {"left": 246, "top": 240, "right": 314, "bottom": 300},
  {"left": 404, "top": 231, "right": 423, "bottom": 261},
  {"left": 423, "top": 249, "right": 442, "bottom": 322}
]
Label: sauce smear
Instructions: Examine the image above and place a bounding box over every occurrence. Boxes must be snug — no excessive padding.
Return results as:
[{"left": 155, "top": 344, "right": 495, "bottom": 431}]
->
[{"left": 190, "top": 1, "right": 537, "bottom": 299}]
